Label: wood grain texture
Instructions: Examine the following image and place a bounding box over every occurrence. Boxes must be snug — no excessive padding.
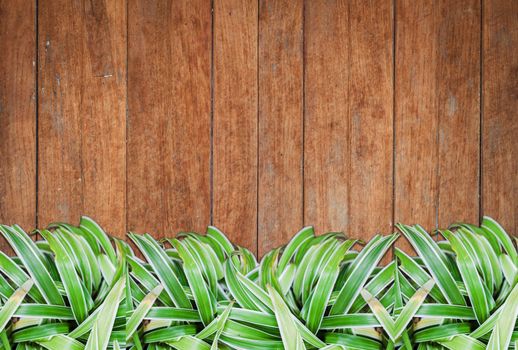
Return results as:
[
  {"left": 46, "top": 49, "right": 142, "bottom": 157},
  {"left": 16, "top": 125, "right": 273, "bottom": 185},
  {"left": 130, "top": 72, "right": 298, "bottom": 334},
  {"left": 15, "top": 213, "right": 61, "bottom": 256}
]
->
[
  {"left": 0, "top": 0, "right": 36, "bottom": 250},
  {"left": 2, "top": 0, "right": 518, "bottom": 253},
  {"left": 38, "top": 0, "right": 126, "bottom": 237},
  {"left": 395, "top": 0, "right": 480, "bottom": 251},
  {"left": 258, "top": 0, "right": 303, "bottom": 256},
  {"left": 304, "top": 0, "right": 350, "bottom": 235},
  {"left": 395, "top": 1, "right": 438, "bottom": 238},
  {"left": 305, "top": 0, "right": 393, "bottom": 241},
  {"left": 483, "top": 0, "right": 518, "bottom": 235},
  {"left": 436, "top": 0, "right": 480, "bottom": 228},
  {"left": 128, "top": 0, "right": 211, "bottom": 237},
  {"left": 348, "top": 0, "right": 394, "bottom": 240},
  {"left": 213, "top": 0, "right": 258, "bottom": 253}
]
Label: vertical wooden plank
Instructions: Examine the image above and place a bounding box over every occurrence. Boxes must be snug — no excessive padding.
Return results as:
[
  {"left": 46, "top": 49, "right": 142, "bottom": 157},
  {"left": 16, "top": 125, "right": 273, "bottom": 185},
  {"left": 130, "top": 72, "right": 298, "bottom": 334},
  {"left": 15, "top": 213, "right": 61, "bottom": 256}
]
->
[
  {"left": 258, "top": 0, "right": 303, "bottom": 256},
  {"left": 304, "top": 0, "right": 350, "bottom": 235},
  {"left": 395, "top": 0, "right": 480, "bottom": 252},
  {"left": 213, "top": 0, "right": 258, "bottom": 253},
  {"left": 0, "top": 0, "right": 36, "bottom": 251},
  {"left": 436, "top": 0, "right": 480, "bottom": 227},
  {"left": 305, "top": 0, "right": 393, "bottom": 242},
  {"left": 483, "top": 0, "right": 518, "bottom": 234},
  {"left": 128, "top": 0, "right": 211, "bottom": 237},
  {"left": 348, "top": 0, "right": 394, "bottom": 240},
  {"left": 395, "top": 0, "right": 438, "bottom": 244},
  {"left": 39, "top": 0, "right": 126, "bottom": 237}
]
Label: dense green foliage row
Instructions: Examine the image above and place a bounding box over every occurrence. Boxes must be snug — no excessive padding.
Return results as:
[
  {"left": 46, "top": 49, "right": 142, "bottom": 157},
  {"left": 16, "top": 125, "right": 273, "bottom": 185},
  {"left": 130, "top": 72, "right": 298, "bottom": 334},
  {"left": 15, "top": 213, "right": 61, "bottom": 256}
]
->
[{"left": 0, "top": 216, "right": 517, "bottom": 349}]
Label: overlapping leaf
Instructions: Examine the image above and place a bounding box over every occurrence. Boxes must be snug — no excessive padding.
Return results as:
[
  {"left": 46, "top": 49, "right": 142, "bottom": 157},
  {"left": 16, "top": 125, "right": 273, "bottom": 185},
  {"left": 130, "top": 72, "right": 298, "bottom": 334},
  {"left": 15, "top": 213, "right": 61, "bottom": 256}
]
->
[
  {"left": 0, "top": 217, "right": 127, "bottom": 350},
  {"left": 0, "top": 216, "right": 516, "bottom": 349}
]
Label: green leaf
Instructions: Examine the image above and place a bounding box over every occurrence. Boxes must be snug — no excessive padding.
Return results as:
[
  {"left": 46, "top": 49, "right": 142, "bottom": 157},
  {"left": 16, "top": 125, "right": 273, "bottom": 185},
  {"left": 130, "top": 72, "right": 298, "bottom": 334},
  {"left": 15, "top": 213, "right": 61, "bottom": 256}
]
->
[
  {"left": 129, "top": 233, "right": 191, "bottom": 308},
  {"left": 482, "top": 216, "right": 518, "bottom": 265},
  {"left": 268, "top": 285, "right": 305, "bottom": 350},
  {"left": 392, "top": 278, "right": 435, "bottom": 339},
  {"left": 331, "top": 234, "right": 397, "bottom": 314},
  {"left": 126, "top": 283, "right": 163, "bottom": 341},
  {"left": 79, "top": 216, "right": 116, "bottom": 263},
  {"left": 302, "top": 240, "right": 354, "bottom": 332},
  {"left": 487, "top": 282, "right": 518, "bottom": 350},
  {"left": 0, "top": 279, "right": 33, "bottom": 332},
  {"left": 277, "top": 226, "right": 314, "bottom": 272},
  {"left": 85, "top": 277, "right": 125, "bottom": 350},
  {"left": 165, "top": 336, "right": 211, "bottom": 350},
  {"left": 397, "top": 224, "right": 465, "bottom": 306},
  {"left": 40, "top": 229, "right": 92, "bottom": 324},
  {"left": 437, "top": 334, "right": 486, "bottom": 350},
  {"left": 443, "top": 229, "right": 493, "bottom": 323},
  {"left": 171, "top": 238, "right": 216, "bottom": 325},
  {"left": 36, "top": 335, "right": 85, "bottom": 350},
  {"left": 0, "top": 225, "right": 64, "bottom": 306}
]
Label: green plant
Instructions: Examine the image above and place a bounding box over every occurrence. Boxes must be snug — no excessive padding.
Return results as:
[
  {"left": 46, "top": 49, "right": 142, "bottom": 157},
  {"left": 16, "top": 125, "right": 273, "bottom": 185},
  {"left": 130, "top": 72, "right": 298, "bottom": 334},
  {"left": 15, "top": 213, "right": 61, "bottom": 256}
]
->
[
  {"left": 0, "top": 217, "right": 128, "bottom": 349},
  {"left": 0, "top": 216, "right": 517, "bottom": 349}
]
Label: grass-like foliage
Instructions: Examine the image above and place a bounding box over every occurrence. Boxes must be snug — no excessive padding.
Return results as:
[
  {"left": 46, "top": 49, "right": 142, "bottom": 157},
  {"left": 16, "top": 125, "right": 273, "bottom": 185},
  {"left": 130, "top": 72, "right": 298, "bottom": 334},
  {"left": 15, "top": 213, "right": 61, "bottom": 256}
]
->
[{"left": 0, "top": 216, "right": 517, "bottom": 349}]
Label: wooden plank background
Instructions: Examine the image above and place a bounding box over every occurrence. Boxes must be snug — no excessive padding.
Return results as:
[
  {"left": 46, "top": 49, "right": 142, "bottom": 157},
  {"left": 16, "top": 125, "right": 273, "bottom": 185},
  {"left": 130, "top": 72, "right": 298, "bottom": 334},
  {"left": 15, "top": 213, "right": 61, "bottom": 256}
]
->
[{"left": 1, "top": 0, "right": 516, "bottom": 256}]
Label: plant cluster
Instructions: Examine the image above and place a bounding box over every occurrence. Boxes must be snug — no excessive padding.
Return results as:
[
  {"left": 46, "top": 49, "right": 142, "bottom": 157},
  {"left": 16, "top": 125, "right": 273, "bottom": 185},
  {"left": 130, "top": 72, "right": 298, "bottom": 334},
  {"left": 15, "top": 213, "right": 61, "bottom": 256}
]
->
[{"left": 0, "top": 216, "right": 516, "bottom": 349}]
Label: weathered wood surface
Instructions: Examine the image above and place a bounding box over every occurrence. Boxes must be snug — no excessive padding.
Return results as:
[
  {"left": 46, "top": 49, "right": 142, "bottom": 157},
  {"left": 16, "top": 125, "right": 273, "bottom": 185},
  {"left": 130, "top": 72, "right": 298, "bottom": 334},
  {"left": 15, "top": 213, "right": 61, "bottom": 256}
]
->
[
  {"left": 347, "top": 0, "right": 394, "bottom": 242},
  {"left": 304, "top": 0, "right": 350, "bottom": 236},
  {"left": 128, "top": 0, "right": 211, "bottom": 238},
  {"left": 0, "top": 0, "right": 36, "bottom": 251},
  {"left": 482, "top": 0, "right": 518, "bottom": 237},
  {"left": 305, "top": 0, "right": 393, "bottom": 244},
  {"left": 0, "top": 0, "right": 516, "bottom": 252},
  {"left": 395, "top": 0, "right": 481, "bottom": 252},
  {"left": 38, "top": 0, "right": 126, "bottom": 238},
  {"left": 258, "top": 0, "right": 303, "bottom": 256},
  {"left": 213, "top": 0, "right": 259, "bottom": 253}
]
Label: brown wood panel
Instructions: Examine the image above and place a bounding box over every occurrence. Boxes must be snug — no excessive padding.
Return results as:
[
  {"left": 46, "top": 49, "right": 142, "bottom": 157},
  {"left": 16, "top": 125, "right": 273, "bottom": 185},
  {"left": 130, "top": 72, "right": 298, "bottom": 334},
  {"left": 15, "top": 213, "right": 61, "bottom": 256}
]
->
[
  {"left": 258, "top": 0, "right": 303, "bottom": 256},
  {"left": 483, "top": 0, "right": 518, "bottom": 235},
  {"left": 3, "top": 0, "right": 517, "bottom": 253},
  {"left": 395, "top": 1, "right": 438, "bottom": 240},
  {"left": 128, "top": 0, "right": 211, "bottom": 237},
  {"left": 304, "top": 0, "right": 393, "bottom": 242},
  {"left": 213, "top": 0, "right": 258, "bottom": 253},
  {"left": 348, "top": 0, "right": 394, "bottom": 240},
  {"left": 436, "top": 0, "right": 480, "bottom": 228},
  {"left": 0, "top": 0, "right": 36, "bottom": 251},
  {"left": 38, "top": 0, "right": 126, "bottom": 237},
  {"left": 395, "top": 0, "right": 480, "bottom": 251},
  {"left": 304, "top": 0, "right": 350, "bottom": 234}
]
